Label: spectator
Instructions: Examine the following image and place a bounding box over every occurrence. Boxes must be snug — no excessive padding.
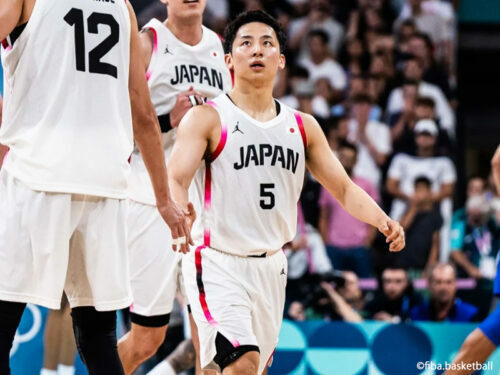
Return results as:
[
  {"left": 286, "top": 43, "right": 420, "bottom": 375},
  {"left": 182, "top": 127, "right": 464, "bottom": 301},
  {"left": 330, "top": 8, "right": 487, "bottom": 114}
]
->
[
  {"left": 288, "top": 0, "right": 345, "bottom": 59},
  {"left": 386, "top": 119, "right": 456, "bottom": 256},
  {"left": 276, "top": 65, "right": 309, "bottom": 109},
  {"left": 451, "top": 176, "right": 486, "bottom": 225},
  {"left": 299, "top": 30, "right": 347, "bottom": 98},
  {"left": 364, "top": 266, "right": 422, "bottom": 322},
  {"left": 319, "top": 141, "right": 379, "bottom": 277},
  {"left": 323, "top": 116, "right": 349, "bottom": 154},
  {"left": 408, "top": 32, "right": 452, "bottom": 99},
  {"left": 394, "top": 0, "right": 449, "bottom": 58},
  {"left": 339, "top": 37, "right": 370, "bottom": 76},
  {"left": 450, "top": 195, "right": 500, "bottom": 281},
  {"left": 395, "top": 176, "right": 442, "bottom": 274},
  {"left": 348, "top": 93, "right": 392, "bottom": 189},
  {"left": 294, "top": 80, "right": 330, "bottom": 119},
  {"left": 389, "top": 80, "right": 419, "bottom": 154},
  {"left": 411, "top": 263, "right": 479, "bottom": 322},
  {"left": 386, "top": 55, "right": 455, "bottom": 136}
]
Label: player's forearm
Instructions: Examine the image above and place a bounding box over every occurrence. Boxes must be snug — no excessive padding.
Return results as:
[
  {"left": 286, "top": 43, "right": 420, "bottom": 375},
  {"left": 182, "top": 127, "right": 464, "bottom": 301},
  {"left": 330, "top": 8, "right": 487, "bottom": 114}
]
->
[
  {"left": 340, "top": 182, "right": 389, "bottom": 229},
  {"left": 169, "top": 177, "right": 190, "bottom": 211},
  {"left": 133, "top": 114, "right": 172, "bottom": 208}
]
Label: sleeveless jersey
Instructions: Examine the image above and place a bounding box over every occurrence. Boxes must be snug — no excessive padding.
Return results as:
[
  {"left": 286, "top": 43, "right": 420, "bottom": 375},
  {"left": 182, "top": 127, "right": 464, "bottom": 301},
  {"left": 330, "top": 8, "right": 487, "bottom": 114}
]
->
[
  {"left": 191, "top": 94, "right": 307, "bottom": 256},
  {"left": 0, "top": 0, "right": 132, "bottom": 198},
  {"left": 128, "top": 19, "right": 231, "bottom": 205}
]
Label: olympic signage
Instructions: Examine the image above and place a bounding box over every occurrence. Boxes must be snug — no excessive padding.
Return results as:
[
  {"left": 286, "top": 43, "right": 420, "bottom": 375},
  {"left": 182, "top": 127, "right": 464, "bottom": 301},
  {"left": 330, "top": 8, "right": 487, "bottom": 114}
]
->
[{"left": 10, "top": 307, "right": 500, "bottom": 375}]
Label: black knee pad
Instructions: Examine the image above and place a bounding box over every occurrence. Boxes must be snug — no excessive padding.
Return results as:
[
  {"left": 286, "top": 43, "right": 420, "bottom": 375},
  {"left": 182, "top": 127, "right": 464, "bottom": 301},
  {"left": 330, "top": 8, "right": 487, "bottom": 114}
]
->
[
  {"left": 131, "top": 312, "right": 170, "bottom": 327},
  {"left": 71, "top": 307, "right": 124, "bottom": 375},
  {"left": 0, "top": 301, "right": 26, "bottom": 375},
  {"left": 213, "top": 332, "right": 259, "bottom": 371}
]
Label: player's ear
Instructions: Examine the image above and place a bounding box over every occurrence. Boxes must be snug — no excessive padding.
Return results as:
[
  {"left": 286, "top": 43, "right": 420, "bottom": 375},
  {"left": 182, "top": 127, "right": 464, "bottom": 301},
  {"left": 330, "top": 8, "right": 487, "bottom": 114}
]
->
[
  {"left": 278, "top": 53, "right": 286, "bottom": 71},
  {"left": 225, "top": 53, "right": 234, "bottom": 71}
]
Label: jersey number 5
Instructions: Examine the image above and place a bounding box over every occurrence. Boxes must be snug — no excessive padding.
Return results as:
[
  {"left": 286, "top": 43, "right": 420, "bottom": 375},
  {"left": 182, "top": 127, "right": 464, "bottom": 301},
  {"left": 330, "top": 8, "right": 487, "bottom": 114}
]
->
[
  {"left": 65, "top": 8, "right": 119, "bottom": 79},
  {"left": 260, "top": 183, "right": 275, "bottom": 210}
]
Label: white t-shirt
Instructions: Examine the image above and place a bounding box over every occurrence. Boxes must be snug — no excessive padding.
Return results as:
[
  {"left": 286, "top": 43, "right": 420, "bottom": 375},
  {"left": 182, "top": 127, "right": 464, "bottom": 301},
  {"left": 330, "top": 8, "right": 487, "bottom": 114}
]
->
[
  {"left": 386, "top": 82, "right": 455, "bottom": 136},
  {"left": 299, "top": 57, "right": 347, "bottom": 90},
  {"left": 387, "top": 153, "right": 456, "bottom": 221},
  {"left": 348, "top": 119, "right": 392, "bottom": 189}
]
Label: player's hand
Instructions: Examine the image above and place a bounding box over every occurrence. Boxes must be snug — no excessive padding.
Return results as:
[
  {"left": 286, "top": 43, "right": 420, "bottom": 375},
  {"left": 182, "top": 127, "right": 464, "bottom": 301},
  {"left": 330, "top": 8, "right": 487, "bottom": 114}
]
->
[
  {"left": 170, "top": 86, "right": 205, "bottom": 128},
  {"left": 378, "top": 219, "right": 405, "bottom": 252},
  {"left": 186, "top": 202, "right": 197, "bottom": 231},
  {"left": 158, "top": 198, "right": 193, "bottom": 253}
]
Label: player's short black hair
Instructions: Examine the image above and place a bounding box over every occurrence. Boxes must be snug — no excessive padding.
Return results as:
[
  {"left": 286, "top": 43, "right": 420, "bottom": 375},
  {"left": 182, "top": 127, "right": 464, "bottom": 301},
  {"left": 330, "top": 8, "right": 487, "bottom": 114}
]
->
[
  {"left": 223, "top": 10, "right": 287, "bottom": 54},
  {"left": 414, "top": 175, "right": 432, "bottom": 188}
]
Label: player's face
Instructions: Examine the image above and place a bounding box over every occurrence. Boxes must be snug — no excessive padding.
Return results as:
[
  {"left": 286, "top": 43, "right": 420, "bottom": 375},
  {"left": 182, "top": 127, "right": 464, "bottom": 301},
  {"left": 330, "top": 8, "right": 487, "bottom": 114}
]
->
[
  {"left": 467, "top": 178, "right": 485, "bottom": 198},
  {"left": 163, "top": 0, "right": 206, "bottom": 19},
  {"left": 226, "top": 22, "right": 285, "bottom": 82}
]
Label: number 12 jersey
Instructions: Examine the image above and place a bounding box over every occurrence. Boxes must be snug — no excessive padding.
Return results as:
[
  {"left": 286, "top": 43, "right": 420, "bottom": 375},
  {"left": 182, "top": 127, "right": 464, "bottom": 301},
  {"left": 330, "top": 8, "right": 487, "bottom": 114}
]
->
[
  {"left": 191, "top": 94, "right": 307, "bottom": 256},
  {"left": 0, "top": 0, "right": 132, "bottom": 198}
]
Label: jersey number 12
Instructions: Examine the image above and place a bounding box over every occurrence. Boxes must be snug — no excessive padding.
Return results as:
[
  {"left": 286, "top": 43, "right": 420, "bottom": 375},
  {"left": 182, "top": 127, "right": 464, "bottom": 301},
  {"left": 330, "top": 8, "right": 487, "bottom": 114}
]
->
[{"left": 65, "top": 8, "right": 119, "bottom": 79}]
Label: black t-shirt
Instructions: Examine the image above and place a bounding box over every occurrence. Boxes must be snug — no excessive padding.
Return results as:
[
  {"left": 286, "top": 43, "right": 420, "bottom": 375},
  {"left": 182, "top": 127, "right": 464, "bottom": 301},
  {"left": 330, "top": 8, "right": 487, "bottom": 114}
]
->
[
  {"left": 397, "top": 208, "right": 443, "bottom": 269},
  {"left": 364, "top": 289, "right": 423, "bottom": 321}
]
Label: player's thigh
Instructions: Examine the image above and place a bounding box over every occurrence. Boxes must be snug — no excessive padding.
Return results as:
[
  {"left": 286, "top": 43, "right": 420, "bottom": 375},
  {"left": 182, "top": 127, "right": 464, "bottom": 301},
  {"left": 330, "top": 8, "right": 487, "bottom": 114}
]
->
[
  {"left": 65, "top": 196, "right": 130, "bottom": 311},
  {"left": 0, "top": 170, "right": 71, "bottom": 308},
  {"left": 127, "top": 200, "right": 180, "bottom": 317}
]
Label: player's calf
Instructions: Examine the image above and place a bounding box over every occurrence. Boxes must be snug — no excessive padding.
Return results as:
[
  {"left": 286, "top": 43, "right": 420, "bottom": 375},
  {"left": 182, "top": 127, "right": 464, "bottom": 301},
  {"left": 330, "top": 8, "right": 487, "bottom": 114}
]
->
[
  {"left": 0, "top": 301, "right": 26, "bottom": 375},
  {"left": 118, "top": 321, "right": 168, "bottom": 375},
  {"left": 71, "top": 307, "right": 124, "bottom": 375},
  {"left": 213, "top": 333, "right": 259, "bottom": 375},
  {"left": 221, "top": 351, "right": 259, "bottom": 375}
]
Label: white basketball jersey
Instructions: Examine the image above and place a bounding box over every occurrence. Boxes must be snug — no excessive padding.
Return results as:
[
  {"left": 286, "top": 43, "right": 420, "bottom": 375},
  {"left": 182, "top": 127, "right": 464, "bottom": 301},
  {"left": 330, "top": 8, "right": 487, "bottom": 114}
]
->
[
  {"left": 191, "top": 95, "right": 307, "bottom": 256},
  {"left": 0, "top": 0, "right": 132, "bottom": 198},
  {"left": 128, "top": 19, "right": 231, "bottom": 205}
]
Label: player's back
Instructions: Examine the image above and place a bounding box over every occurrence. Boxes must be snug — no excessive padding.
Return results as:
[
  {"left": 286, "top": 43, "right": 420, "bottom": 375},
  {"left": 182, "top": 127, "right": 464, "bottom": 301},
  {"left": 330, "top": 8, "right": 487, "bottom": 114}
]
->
[{"left": 0, "top": 0, "right": 132, "bottom": 198}]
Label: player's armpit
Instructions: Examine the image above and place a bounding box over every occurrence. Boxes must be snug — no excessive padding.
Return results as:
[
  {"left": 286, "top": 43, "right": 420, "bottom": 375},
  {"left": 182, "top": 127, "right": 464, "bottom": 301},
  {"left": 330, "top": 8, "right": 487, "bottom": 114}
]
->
[{"left": 0, "top": 0, "right": 24, "bottom": 41}]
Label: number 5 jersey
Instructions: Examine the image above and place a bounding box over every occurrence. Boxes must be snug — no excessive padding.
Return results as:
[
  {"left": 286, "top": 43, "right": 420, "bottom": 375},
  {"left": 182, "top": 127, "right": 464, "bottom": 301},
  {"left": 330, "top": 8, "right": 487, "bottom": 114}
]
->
[
  {"left": 0, "top": 0, "right": 133, "bottom": 198},
  {"left": 191, "top": 94, "right": 307, "bottom": 256}
]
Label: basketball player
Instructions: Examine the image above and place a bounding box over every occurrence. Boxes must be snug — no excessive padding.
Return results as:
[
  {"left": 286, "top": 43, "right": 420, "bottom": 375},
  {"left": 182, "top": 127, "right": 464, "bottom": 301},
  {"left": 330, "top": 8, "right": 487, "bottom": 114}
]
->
[
  {"left": 444, "top": 145, "right": 500, "bottom": 375},
  {"left": 117, "top": 0, "right": 231, "bottom": 374},
  {"left": 0, "top": 1, "right": 191, "bottom": 374},
  {"left": 168, "top": 10, "right": 406, "bottom": 375}
]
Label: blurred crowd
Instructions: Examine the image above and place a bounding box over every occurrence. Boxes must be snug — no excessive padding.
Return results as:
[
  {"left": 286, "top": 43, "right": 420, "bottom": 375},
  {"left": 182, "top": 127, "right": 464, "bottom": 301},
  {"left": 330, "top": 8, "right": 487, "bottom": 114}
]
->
[{"left": 133, "top": 0, "right": 500, "bottom": 326}]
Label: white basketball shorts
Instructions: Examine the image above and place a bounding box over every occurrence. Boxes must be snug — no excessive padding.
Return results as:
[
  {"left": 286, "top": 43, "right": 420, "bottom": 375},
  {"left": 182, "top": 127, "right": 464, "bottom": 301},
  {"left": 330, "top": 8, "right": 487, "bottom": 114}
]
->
[
  {"left": 0, "top": 170, "right": 131, "bottom": 310},
  {"left": 182, "top": 245, "right": 287, "bottom": 374},
  {"left": 127, "top": 200, "right": 182, "bottom": 319}
]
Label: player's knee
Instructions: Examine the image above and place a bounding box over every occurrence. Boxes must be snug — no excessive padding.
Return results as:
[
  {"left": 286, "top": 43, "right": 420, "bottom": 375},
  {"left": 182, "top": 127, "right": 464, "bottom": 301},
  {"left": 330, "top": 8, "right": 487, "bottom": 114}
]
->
[{"left": 224, "top": 352, "right": 259, "bottom": 375}]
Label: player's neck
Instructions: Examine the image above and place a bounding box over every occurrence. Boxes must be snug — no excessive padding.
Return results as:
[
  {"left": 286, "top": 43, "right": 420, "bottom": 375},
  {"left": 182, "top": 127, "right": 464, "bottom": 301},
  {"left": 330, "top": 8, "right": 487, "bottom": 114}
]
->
[
  {"left": 165, "top": 17, "right": 203, "bottom": 46},
  {"left": 229, "top": 83, "right": 277, "bottom": 122}
]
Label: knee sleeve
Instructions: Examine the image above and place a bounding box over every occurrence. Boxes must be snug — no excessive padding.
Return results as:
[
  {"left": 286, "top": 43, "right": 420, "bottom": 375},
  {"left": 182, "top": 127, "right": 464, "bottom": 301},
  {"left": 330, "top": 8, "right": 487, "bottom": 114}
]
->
[
  {"left": 0, "top": 301, "right": 26, "bottom": 375},
  {"left": 71, "top": 307, "right": 124, "bottom": 375},
  {"left": 213, "top": 332, "right": 259, "bottom": 372}
]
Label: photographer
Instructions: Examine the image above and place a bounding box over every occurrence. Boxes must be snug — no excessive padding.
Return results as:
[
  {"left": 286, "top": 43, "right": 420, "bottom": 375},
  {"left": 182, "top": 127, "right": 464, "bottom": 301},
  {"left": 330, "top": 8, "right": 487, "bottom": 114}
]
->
[{"left": 288, "top": 271, "right": 364, "bottom": 322}]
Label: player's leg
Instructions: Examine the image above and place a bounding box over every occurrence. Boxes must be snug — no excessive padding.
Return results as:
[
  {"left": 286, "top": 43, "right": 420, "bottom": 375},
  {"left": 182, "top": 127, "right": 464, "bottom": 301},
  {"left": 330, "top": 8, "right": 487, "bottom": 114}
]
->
[
  {"left": 42, "top": 309, "right": 63, "bottom": 374},
  {"left": 222, "top": 351, "right": 259, "bottom": 375},
  {"left": 0, "top": 171, "right": 72, "bottom": 374},
  {"left": 147, "top": 338, "right": 197, "bottom": 375},
  {"left": 118, "top": 322, "right": 168, "bottom": 374},
  {"left": 71, "top": 306, "right": 124, "bottom": 374},
  {"left": 0, "top": 301, "right": 26, "bottom": 374},
  {"left": 65, "top": 196, "right": 131, "bottom": 374},
  {"left": 57, "top": 295, "right": 77, "bottom": 375},
  {"left": 444, "top": 303, "right": 500, "bottom": 375}
]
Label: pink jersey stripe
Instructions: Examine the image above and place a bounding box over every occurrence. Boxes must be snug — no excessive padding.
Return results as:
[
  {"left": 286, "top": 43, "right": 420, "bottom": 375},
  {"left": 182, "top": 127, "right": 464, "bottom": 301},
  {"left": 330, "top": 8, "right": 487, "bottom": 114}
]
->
[
  {"left": 205, "top": 100, "right": 228, "bottom": 161},
  {"left": 144, "top": 27, "right": 158, "bottom": 54},
  {"left": 294, "top": 112, "right": 307, "bottom": 149}
]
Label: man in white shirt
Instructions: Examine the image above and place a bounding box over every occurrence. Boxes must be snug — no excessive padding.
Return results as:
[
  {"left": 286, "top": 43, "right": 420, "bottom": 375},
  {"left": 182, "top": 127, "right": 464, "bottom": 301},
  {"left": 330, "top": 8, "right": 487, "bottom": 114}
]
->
[
  {"left": 348, "top": 93, "right": 392, "bottom": 190},
  {"left": 386, "top": 56, "right": 455, "bottom": 136},
  {"left": 386, "top": 119, "right": 456, "bottom": 256},
  {"left": 299, "top": 30, "right": 347, "bottom": 97}
]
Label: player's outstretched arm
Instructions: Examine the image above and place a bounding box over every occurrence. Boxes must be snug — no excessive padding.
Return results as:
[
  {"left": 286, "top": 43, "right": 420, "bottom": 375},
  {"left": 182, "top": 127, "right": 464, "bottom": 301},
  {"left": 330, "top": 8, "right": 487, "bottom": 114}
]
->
[
  {"left": 127, "top": 3, "right": 191, "bottom": 252},
  {"left": 167, "top": 104, "right": 221, "bottom": 251},
  {"left": 492, "top": 145, "right": 500, "bottom": 192},
  {"left": 302, "top": 113, "right": 405, "bottom": 252},
  {"left": 0, "top": 0, "right": 24, "bottom": 41}
]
